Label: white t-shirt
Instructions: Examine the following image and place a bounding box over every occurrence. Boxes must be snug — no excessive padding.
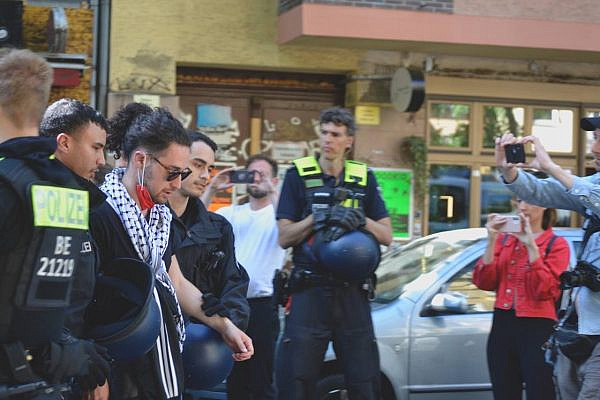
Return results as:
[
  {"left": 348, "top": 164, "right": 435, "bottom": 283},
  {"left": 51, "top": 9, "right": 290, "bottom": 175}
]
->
[{"left": 217, "top": 203, "right": 285, "bottom": 298}]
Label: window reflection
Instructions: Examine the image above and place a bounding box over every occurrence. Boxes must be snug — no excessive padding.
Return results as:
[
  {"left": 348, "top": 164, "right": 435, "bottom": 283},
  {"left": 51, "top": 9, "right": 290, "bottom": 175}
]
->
[
  {"left": 429, "top": 103, "right": 470, "bottom": 148},
  {"left": 429, "top": 165, "right": 470, "bottom": 233},
  {"left": 482, "top": 106, "right": 524, "bottom": 148},
  {"left": 532, "top": 108, "right": 573, "bottom": 153}
]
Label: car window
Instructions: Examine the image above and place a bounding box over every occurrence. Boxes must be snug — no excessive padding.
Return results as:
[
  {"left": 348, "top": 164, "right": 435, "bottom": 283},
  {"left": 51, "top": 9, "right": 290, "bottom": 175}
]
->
[
  {"left": 439, "top": 262, "right": 496, "bottom": 313},
  {"left": 375, "top": 233, "right": 485, "bottom": 303}
]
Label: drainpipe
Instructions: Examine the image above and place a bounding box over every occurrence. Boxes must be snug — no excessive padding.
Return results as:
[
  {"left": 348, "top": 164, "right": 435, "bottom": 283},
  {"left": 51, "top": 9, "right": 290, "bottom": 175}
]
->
[{"left": 93, "top": 0, "right": 110, "bottom": 114}]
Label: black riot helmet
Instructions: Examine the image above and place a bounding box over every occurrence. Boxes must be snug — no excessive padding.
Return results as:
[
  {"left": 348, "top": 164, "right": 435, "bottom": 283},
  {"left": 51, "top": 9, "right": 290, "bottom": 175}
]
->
[
  {"left": 307, "top": 229, "right": 381, "bottom": 281},
  {"left": 84, "top": 258, "right": 161, "bottom": 362},
  {"left": 182, "top": 322, "right": 234, "bottom": 390}
]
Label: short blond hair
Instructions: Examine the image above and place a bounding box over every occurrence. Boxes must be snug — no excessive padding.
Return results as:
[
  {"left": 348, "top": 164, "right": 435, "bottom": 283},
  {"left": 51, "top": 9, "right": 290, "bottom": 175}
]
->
[{"left": 0, "top": 48, "right": 53, "bottom": 129}]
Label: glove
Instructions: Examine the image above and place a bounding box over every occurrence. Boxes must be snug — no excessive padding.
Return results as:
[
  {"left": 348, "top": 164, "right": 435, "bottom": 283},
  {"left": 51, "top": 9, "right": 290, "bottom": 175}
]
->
[
  {"left": 322, "top": 205, "right": 365, "bottom": 242},
  {"left": 75, "top": 341, "right": 111, "bottom": 391},
  {"left": 312, "top": 206, "right": 330, "bottom": 233},
  {"left": 201, "top": 293, "right": 229, "bottom": 318},
  {"left": 33, "top": 341, "right": 89, "bottom": 384}
]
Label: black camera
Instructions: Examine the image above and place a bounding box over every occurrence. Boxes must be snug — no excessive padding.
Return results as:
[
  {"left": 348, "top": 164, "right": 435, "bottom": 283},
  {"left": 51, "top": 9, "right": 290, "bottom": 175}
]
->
[
  {"left": 505, "top": 143, "right": 526, "bottom": 164},
  {"left": 560, "top": 261, "right": 600, "bottom": 292}
]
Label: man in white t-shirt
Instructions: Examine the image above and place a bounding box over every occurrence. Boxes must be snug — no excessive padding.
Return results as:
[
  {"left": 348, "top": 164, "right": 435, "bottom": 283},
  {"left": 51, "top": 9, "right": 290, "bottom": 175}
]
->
[{"left": 214, "top": 155, "right": 286, "bottom": 400}]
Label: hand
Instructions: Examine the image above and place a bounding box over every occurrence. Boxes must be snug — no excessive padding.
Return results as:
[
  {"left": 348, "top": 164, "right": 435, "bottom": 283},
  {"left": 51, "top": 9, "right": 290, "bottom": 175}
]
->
[
  {"left": 322, "top": 205, "right": 366, "bottom": 242},
  {"left": 217, "top": 319, "right": 254, "bottom": 362},
  {"left": 520, "top": 135, "right": 557, "bottom": 173},
  {"left": 513, "top": 213, "right": 536, "bottom": 248},
  {"left": 81, "top": 380, "right": 109, "bottom": 400},
  {"left": 76, "top": 341, "right": 111, "bottom": 391},
  {"left": 484, "top": 213, "right": 507, "bottom": 236},
  {"left": 206, "top": 167, "right": 236, "bottom": 193},
  {"left": 312, "top": 207, "right": 330, "bottom": 233},
  {"left": 495, "top": 133, "right": 520, "bottom": 182}
]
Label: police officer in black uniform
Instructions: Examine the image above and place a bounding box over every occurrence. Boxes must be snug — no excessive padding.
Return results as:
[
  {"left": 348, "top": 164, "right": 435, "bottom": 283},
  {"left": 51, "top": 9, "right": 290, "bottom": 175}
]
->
[
  {"left": 0, "top": 50, "right": 110, "bottom": 399},
  {"left": 169, "top": 130, "right": 250, "bottom": 332},
  {"left": 275, "top": 107, "right": 392, "bottom": 400},
  {"left": 38, "top": 98, "right": 112, "bottom": 399}
]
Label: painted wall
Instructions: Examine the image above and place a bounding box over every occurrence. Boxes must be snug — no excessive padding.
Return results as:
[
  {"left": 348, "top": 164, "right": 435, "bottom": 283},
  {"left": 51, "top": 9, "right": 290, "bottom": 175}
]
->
[{"left": 109, "top": 0, "right": 366, "bottom": 95}]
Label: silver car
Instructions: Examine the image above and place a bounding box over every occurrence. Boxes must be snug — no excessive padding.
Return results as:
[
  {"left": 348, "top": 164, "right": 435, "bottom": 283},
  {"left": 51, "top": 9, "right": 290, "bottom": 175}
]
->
[{"left": 317, "top": 228, "right": 582, "bottom": 400}]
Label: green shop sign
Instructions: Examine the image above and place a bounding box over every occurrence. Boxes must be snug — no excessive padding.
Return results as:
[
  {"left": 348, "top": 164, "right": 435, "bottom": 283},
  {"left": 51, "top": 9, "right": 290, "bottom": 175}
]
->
[{"left": 372, "top": 168, "right": 412, "bottom": 239}]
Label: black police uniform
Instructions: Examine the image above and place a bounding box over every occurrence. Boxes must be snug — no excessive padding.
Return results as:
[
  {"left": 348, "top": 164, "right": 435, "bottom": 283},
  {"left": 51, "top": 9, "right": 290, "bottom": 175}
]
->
[
  {"left": 171, "top": 197, "right": 250, "bottom": 330},
  {"left": 0, "top": 137, "right": 105, "bottom": 398},
  {"left": 275, "top": 161, "right": 388, "bottom": 400}
]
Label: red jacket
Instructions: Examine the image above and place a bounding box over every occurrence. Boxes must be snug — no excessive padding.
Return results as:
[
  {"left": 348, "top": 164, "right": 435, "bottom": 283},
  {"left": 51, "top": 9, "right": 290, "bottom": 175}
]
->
[{"left": 472, "top": 228, "right": 569, "bottom": 321}]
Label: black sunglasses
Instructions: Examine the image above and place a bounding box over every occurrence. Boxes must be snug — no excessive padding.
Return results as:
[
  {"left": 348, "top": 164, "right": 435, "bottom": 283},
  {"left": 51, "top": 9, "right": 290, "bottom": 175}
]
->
[{"left": 149, "top": 155, "right": 192, "bottom": 182}]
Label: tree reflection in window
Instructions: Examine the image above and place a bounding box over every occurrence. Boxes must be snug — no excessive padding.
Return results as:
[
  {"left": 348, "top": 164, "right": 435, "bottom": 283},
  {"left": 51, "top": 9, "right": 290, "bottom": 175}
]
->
[
  {"left": 482, "top": 106, "right": 524, "bottom": 148},
  {"left": 429, "top": 103, "right": 470, "bottom": 148}
]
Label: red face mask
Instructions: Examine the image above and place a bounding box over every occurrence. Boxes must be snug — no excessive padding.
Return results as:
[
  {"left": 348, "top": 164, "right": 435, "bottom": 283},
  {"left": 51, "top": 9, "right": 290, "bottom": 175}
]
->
[
  {"left": 136, "top": 184, "right": 155, "bottom": 212},
  {"left": 137, "top": 154, "right": 155, "bottom": 212}
]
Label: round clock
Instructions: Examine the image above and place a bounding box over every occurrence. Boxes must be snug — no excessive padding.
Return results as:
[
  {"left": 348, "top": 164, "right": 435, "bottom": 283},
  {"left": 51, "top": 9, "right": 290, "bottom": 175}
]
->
[{"left": 390, "top": 68, "right": 425, "bottom": 113}]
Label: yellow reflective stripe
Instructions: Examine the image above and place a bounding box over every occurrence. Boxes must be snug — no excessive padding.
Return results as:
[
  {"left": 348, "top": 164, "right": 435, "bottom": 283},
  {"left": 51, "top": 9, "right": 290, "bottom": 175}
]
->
[
  {"left": 341, "top": 198, "right": 360, "bottom": 209},
  {"left": 31, "top": 185, "right": 89, "bottom": 230},
  {"left": 293, "top": 156, "right": 321, "bottom": 176},
  {"left": 0, "top": 157, "right": 4, "bottom": 162},
  {"left": 344, "top": 160, "right": 367, "bottom": 186},
  {"left": 49, "top": 154, "right": 56, "bottom": 160}
]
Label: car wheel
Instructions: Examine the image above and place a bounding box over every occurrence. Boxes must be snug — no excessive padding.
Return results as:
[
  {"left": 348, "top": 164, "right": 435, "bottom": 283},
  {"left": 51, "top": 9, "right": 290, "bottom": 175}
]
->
[{"left": 316, "top": 374, "right": 349, "bottom": 400}]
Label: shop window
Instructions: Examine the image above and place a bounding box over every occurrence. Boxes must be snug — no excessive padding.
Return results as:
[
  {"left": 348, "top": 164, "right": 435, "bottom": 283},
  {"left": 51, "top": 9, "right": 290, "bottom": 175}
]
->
[
  {"left": 429, "top": 165, "right": 470, "bottom": 234},
  {"left": 482, "top": 105, "right": 524, "bottom": 149},
  {"left": 532, "top": 108, "right": 574, "bottom": 153},
  {"left": 479, "top": 166, "right": 515, "bottom": 226},
  {"left": 428, "top": 103, "right": 471, "bottom": 148}
]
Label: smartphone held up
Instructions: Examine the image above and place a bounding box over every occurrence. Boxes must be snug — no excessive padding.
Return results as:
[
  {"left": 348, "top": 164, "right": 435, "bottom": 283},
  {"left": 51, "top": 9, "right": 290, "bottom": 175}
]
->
[
  {"left": 504, "top": 143, "right": 526, "bottom": 164},
  {"left": 499, "top": 215, "right": 521, "bottom": 233},
  {"left": 229, "top": 169, "right": 256, "bottom": 184}
]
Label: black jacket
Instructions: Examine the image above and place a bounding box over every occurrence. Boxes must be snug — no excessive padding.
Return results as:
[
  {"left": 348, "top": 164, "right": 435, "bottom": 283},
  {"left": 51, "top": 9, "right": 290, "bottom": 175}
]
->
[
  {"left": 0, "top": 136, "right": 105, "bottom": 344},
  {"left": 171, "top": 198, "right": 250, "bottom": 330}
]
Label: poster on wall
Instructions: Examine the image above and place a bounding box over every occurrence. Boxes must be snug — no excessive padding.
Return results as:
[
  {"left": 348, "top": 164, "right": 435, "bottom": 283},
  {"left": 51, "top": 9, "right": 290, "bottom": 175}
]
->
[
  {"left": 196, "top": 103, "right": 241, "bottom": 162},
  {"left": 372, "top": 168, "right": 413, "bottom": 240}
]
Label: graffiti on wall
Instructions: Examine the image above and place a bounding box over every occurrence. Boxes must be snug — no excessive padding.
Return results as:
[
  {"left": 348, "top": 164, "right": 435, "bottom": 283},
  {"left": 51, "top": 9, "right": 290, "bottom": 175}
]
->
[{"left": 110, "top": 73, "right": 172, "bottom": 93}]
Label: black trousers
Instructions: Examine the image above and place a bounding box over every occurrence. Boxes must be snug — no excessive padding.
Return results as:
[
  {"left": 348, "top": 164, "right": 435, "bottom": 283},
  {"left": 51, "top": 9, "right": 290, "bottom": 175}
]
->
[
  {"left": 275, "top": 285, "right": 380, "bottom": 400},
  {"left": 487, "top": 309, "right": 555, "bottom": 400},
  {"left": 227, "top": 297, "right": 280, "bottom": 400}
]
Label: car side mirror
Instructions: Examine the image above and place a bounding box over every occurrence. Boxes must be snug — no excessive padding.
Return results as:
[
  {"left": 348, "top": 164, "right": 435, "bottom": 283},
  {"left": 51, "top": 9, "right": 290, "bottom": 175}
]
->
[{"left": 422, "top": 292, "right": 468, "bottom": 316}]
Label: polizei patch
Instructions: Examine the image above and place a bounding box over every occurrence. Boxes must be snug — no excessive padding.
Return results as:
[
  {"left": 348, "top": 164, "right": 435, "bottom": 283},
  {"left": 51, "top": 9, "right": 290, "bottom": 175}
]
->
[{"left": 31, "top": 185, "right": 89, "bottom": 230}]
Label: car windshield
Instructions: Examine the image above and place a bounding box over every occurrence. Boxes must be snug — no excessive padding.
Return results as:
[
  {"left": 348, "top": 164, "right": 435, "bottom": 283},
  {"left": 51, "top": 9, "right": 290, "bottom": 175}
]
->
[{"left": 374, "top": 231, "right": 485, "bottom": 303}]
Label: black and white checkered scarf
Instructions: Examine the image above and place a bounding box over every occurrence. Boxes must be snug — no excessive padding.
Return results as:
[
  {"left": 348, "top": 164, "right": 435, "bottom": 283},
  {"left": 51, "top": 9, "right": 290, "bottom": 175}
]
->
[{"left": 100, "top": 168, "right": 185, "bottom": 397}]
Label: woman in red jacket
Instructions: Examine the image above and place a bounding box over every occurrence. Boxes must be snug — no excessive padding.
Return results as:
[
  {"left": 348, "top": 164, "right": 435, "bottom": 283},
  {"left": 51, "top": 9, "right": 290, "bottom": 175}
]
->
[{"left": 473, "top": 198, "right": 569, "bottom": 400}]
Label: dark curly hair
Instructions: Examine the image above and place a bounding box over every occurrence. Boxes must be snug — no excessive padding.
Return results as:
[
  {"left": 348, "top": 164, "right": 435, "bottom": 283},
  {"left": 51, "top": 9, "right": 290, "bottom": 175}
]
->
[
  {"left": 40, "top": 98, "right": 108, "bottom": 137},
  {"left": 120, "top": 108, "right": 190, "bottom": 161},
  {"left": 107, "top": 102, "right": 153, "bottom": 159},
  {"left": 320, "top": 107, "right": 356, "bottom": 136}
]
